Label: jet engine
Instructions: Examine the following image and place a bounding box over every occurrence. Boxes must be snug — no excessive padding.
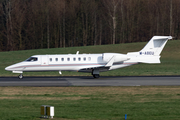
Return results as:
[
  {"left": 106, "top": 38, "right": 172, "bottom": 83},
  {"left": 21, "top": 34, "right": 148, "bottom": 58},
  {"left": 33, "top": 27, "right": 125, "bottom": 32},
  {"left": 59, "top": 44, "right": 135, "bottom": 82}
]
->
[{"left": 102, "top": 53, "right": 129, "bottom": 63}]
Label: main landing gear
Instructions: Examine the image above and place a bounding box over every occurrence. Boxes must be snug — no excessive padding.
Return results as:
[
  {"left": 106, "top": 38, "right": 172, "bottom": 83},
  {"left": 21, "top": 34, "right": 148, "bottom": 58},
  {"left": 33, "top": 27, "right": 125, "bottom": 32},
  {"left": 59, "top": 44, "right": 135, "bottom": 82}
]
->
[
  {"left": 18, "top": 74, "right": 23, "bottom": 79},
  {"left": 93, "top": 74, "right": 100, "bottom": 78},
  {"left": 92, "top": 69, "right": 100, "bottom": 78}
]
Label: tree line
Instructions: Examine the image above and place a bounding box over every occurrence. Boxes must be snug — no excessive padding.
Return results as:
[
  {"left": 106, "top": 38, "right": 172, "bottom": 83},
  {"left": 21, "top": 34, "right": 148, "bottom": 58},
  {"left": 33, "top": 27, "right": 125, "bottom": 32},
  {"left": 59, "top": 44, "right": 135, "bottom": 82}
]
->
[{"left": 0, "top": 0, "right": 179, "bottom": 51}]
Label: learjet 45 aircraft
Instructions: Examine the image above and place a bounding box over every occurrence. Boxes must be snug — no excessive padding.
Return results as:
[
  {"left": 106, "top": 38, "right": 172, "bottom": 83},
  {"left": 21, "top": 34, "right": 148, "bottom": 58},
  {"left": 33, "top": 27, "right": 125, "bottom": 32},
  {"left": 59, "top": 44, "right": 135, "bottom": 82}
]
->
[{"left": 5, "top": 36, "right": 172, "bottom": 79}]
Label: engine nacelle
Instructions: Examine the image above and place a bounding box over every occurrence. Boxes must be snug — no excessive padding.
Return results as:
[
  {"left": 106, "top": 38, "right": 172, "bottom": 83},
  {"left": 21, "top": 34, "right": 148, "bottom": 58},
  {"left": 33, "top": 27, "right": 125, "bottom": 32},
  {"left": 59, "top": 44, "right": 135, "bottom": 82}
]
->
[{"left": 102, "top": 53, "right": 129, "bottom": 62}]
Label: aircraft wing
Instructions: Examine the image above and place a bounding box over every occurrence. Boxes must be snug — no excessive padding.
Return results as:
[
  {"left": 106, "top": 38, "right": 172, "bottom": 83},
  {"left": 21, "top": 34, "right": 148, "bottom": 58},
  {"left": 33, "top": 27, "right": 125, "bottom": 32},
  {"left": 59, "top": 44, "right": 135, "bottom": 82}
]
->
[
  {"left": 78, "top": 54, "right": 128, "bottom": 73},
  {"left": 78, "top": 66, "right": 110, "bottom": 73}
]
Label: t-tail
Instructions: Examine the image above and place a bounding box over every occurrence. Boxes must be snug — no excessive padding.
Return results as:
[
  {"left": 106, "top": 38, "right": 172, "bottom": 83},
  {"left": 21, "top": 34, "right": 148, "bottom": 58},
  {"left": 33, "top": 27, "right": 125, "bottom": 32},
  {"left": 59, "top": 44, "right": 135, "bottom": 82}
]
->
[{"left": 127, "top": 36, "right": 172, "bottom": 63}]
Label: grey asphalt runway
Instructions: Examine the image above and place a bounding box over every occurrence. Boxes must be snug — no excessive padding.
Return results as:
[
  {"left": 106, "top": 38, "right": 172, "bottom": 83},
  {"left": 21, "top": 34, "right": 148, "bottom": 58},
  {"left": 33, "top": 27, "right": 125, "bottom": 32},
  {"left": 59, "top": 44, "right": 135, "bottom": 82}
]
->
[{"left": 0, "top": 76, "right": 179, "bottom": 86}]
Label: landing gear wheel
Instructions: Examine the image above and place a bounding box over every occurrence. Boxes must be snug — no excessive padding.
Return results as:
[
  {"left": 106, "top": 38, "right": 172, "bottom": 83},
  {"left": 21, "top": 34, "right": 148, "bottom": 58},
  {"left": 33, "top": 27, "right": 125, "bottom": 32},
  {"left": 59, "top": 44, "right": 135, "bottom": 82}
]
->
[
  {"left": 18, "top": 74, "right": 23, "bottom": 79},
  {"left": 93, "top": 74, "right": 100, "bottom": 78}
]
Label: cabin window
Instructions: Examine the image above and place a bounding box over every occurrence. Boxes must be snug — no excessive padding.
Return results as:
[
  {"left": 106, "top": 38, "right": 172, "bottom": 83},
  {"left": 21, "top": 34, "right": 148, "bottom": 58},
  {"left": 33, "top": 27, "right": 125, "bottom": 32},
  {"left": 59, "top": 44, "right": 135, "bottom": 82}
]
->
[
  {"left": 83, "top": 57, "right": 86, "bottom": 61},
  {"left": 88, "top": 57, "right": 91, "bottom": 61},
  {"left": 26, "top": 57, "right": 38, "bottom": 62},
  {"left": 78, "top": 57, "right": 81, "bottom": 61},
  {"left": 67, "top": 58, "right": 70, "bottom": 61},
  {"left": 73, "top": 58, "right": 76, "bottom": 61},
  {"left": 56, "top": 58, "right": 58, "bottom": 61},
  {"left": 50, "top": 58, "right": 52, "bottom": 62},
  {"left": 61, "top": 58, "right": 64, "bottom": 61}
]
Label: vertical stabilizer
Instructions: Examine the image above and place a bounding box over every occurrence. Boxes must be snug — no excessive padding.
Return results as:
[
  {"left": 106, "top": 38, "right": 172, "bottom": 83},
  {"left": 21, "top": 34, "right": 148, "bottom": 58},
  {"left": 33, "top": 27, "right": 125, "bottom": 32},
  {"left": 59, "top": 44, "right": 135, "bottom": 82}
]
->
[
  {"left": 140, "top": 36, "right": 172, "bottom": 56},
  {"left": 127, "top": 36, "right": 172, "bottom": 63}
]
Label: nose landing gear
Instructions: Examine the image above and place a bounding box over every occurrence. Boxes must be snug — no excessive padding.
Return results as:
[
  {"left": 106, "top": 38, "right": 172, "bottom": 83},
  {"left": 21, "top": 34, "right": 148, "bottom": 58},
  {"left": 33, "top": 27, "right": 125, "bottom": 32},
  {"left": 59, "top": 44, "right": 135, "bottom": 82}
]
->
[{"left": 18, "top": 74, "right": 23, "bottom": 79}]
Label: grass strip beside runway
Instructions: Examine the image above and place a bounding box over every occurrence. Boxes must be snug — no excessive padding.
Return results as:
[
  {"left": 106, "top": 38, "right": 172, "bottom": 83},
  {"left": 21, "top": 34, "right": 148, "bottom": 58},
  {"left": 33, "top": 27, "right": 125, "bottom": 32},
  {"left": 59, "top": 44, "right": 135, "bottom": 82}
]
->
[{"left": 0, "top": 86, "right": 179, "bottom": 120}]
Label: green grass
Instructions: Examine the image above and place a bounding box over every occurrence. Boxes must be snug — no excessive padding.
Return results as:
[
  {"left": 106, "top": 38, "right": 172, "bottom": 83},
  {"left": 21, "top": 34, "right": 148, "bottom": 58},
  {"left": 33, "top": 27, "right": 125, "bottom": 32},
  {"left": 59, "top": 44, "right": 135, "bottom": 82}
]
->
[
  {"left": 0, "top": 86, "right": 180, "bottom": 120},
  {"left": 0, "top": 41, "right": 180, "bottom": 120},
  {"left": 0, "top": 40, "right": 180, "bottom": 77}
]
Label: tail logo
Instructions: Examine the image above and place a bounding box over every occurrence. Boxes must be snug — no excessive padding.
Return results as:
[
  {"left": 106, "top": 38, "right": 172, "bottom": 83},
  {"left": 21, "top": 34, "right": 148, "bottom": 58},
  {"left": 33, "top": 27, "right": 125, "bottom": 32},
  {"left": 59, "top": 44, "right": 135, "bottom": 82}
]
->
[{"left": 140, "top": 51, "right": 154, "bottom": 55}]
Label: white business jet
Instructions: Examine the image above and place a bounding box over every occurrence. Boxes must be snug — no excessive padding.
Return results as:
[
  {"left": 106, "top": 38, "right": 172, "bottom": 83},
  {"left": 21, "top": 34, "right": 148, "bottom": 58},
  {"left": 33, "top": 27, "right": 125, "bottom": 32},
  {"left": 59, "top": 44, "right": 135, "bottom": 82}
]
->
[{"left": 5, "top": 36, "right": 172, "bottom": 79}]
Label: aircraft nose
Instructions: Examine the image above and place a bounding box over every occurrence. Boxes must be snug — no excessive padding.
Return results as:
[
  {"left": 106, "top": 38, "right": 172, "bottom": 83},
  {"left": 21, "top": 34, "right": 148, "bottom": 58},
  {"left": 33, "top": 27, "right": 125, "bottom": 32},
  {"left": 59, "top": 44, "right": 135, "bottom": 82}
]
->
[
  {"left": 5, "top": 66, "right": 13, "bottom": 71},
  {"left": 5, "top": 62, "right": 24, "bottom": 71}
]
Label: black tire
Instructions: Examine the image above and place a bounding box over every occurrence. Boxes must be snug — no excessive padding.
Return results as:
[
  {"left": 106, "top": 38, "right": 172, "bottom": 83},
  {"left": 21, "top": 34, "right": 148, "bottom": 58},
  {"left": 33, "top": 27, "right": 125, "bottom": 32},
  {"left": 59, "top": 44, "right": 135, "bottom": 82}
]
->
[{"left": 93, "top": 74, "right": 100, "bottom": 78}]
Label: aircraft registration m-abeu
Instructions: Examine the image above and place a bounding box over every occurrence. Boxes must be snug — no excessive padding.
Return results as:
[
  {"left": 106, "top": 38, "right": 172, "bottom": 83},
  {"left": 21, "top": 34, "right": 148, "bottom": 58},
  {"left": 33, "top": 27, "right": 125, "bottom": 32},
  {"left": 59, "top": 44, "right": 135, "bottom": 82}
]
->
[{"left": 5, "top": 36, "right": 172, "bottom": 79}]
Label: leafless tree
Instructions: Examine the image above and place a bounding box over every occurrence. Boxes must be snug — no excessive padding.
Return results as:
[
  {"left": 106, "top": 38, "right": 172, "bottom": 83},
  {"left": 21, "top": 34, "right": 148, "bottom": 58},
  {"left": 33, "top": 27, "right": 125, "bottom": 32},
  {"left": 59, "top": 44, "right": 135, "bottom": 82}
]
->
[
  {"left": 3, "top": 0, "right": 13, "bottom": 50},
  {"left": 101, "top": 0, "right": 120, "bottom": 44},
  {"left": 0, "top": 0, "right": 180, "bottom": 51}
]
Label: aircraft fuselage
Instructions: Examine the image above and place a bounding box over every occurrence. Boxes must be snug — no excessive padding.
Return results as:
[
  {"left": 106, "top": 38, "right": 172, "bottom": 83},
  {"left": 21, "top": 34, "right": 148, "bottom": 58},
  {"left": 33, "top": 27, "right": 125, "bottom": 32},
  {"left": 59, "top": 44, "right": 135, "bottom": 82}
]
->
[{"left": 5, "top": 53, "right": 134, "bottom": 73}]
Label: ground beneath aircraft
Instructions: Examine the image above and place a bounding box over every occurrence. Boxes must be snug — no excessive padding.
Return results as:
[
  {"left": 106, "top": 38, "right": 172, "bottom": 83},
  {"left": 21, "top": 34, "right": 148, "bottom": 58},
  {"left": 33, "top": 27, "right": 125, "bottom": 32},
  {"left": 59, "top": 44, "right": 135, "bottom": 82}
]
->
[{"left": 0, "top": 76, "right": 179, "bottom": 86}]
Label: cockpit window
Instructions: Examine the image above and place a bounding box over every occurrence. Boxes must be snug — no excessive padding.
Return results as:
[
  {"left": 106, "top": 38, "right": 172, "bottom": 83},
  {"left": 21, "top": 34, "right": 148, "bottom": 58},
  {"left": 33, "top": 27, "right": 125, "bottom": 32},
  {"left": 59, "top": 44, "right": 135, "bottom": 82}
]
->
[{"left": 25, "top": 57, "right": 38, "bottom": 62}]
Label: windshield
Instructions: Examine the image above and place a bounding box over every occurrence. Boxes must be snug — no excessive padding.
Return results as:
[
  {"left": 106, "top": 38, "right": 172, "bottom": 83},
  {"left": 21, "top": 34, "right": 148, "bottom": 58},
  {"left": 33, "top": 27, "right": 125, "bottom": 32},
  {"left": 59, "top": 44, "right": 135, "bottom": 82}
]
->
[{"left": 25, "top": 57, "right": 38, "bottom": 62}]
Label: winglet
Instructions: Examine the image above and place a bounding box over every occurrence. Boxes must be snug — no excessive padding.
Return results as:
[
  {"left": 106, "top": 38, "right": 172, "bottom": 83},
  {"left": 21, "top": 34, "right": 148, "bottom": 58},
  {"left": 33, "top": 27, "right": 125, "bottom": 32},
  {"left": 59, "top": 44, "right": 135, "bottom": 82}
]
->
[{"left": 105, "top": 56, "right": 115, "bottom": 67}]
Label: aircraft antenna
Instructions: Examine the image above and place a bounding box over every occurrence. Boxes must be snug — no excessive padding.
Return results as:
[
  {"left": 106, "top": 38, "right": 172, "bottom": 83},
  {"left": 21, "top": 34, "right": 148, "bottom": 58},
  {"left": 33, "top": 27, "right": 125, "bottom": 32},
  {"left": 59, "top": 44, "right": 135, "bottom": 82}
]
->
[{"left": 76, "top": 51, "right": 79, "bottom": 55}]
